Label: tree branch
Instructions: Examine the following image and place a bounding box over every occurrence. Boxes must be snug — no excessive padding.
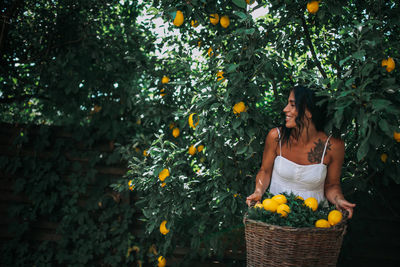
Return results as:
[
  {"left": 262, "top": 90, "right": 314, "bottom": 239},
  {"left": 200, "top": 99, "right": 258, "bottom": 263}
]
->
[
  {"left": 0, "top": 94, "right": 49, "bottom": 104},
  {"left": 300, "top": 15, "right": 327, "bottom": 80}
]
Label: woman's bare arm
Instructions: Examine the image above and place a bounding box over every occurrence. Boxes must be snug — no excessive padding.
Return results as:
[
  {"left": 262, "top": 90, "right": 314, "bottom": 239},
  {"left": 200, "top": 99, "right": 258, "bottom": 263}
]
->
[
  {"left": 324, "top": 137, "right": 356, "bottom": 218},
  {"left": 246, "top": 128, "right": 279, "bottom": 206}
]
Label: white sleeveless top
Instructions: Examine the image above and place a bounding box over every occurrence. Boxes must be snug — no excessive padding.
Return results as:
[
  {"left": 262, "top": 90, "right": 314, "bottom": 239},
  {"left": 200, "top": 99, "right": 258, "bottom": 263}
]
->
[{"left": 269, "top": 128, "right": 331, "bottom": 205}]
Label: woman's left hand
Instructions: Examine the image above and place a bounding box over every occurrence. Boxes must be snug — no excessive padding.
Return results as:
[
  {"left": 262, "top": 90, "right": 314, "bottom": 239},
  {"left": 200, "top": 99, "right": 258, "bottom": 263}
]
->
[{"left": 335, "top": 198, "right": 356, "bottom": 219}]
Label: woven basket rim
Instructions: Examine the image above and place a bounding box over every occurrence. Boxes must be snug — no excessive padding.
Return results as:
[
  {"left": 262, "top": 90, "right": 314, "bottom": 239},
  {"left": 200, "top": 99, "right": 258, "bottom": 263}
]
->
[{"left": 243, "top": 210, "right": 348, "bottom": 232}]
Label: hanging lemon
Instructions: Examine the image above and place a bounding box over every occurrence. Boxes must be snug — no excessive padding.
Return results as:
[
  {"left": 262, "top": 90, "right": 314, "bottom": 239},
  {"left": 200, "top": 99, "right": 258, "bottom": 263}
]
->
[
  {"left": 216, "top": 71, "right": 225, "bottom": 81},
  {"left": 173, "top": 10, "right": 184, "bottom": 27},
  {"left": 210, "top": 13, "right": 219, "bottom": 25},
  {"left": 307, "top": 1, "right": 319, "bottom": 14},
  {"left": 188, "top": 113, "right": 199, "bottom": 129},
  {"left": 159, "top": 220, "right": 170, "bottom": 235},
  {"left": 172, "top": 128, "right": 180, "bottom": 138},
  {"left": 220, "top": 15, "right": 230, "bottom": 28},
  {"left": 188, "top": 145, "right": 197, "bottom": 156},
  {"left": 191, "top": 20, "right": 199, "bottom": 28},
  {"left": 233, "top": 101, "right": 246, "bottom": 114},
  {"left": 158, "top": 169, "right": 170, "bottom": 182},
  {"left": 158, "top": 256, "right": 166, "bottom": 267}
]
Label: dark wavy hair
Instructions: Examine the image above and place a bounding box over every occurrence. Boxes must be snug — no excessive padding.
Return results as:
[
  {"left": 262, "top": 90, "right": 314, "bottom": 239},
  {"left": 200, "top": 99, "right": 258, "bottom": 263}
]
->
[{"left": 280, "top": 86, "right": 327, "bottom": 145}]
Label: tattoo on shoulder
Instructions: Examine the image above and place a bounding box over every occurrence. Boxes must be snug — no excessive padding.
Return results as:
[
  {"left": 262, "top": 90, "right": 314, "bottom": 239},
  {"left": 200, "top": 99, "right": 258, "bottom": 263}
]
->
[{"left": 308, "top": 139, "right": 332, "bottom": 163}]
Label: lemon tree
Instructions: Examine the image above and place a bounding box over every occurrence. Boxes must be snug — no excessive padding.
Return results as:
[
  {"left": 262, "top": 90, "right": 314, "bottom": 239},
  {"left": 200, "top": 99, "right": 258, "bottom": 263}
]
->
[{"left": 119, "top": 0, "right": 400, "bottom": 263}]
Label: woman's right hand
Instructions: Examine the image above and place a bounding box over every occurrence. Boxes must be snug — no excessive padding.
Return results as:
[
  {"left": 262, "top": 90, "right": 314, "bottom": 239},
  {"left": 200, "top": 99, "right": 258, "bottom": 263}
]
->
[{"left": 246, "top": 192, "right": 263, "bottom": 207}]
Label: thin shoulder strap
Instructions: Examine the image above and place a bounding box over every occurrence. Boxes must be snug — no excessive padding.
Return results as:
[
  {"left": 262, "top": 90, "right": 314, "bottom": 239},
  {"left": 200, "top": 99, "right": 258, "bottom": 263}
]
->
[
  {"left": 276, "top": 127, "right": 282, "bottom": 156},
  {"left": 321, "top": 134, "right": 332, "bottom": 163}
]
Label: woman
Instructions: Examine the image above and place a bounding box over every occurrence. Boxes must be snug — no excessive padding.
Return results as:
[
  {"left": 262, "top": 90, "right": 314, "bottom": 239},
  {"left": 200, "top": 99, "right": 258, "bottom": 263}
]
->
[{"left": 246, "top": 86, "right": 356, "bottom": 218}]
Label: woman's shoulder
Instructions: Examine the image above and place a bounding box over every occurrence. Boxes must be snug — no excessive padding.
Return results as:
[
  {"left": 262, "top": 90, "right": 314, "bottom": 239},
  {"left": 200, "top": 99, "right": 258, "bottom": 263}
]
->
[
  {"left": 323, "top": 133, "right": 345, "bottom": 155},
  {"left": 264, "top": 127, "right": 281, "bottom": 145},
  {"left": 266, "top": 127, "right": 281, "bottom": 139}
]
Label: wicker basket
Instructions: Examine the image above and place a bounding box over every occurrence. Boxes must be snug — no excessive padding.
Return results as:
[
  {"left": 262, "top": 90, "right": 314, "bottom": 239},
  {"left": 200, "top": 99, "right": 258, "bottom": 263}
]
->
[{"left": 243, "top": 213, "right": 347, "bottom": 267}]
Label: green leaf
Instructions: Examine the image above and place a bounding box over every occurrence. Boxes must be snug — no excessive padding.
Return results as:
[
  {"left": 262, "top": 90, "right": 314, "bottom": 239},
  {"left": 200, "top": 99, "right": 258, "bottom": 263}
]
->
[
  {"left": 352, "top": 50, "right": 365, "bottom": 60},
  {"left": 236, "top": 144, "right": 248, "bottom": 155},
  {"left": 232, "top": 0, "right": 247, "bottom": 9},
  {"left": 378, "top": 119, "right": 392, "bottom": 137},
  {"left": 244, "top": 28, "right": 255, "bottom": 35},
  {"left": 226, "top": 64, "right": 239, "bottom": 73},
  {"left": 232, "top": 119, "right": 241, "bottom": 129},
  {"left": 371, "top": 99, "right": 392, "bottom": 112},
  {"left": 357, "top": 138, "right": 369, "bottom": 161}
]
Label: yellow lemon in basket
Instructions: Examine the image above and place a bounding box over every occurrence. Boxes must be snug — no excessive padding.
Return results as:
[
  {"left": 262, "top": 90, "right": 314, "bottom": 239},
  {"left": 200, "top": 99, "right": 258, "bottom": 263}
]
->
[
  {"left": 158, "top": 256, "right": 166, "bottom": 267},
  {"left": 328, "top": 210, "right": 343, "bottom": 226},
  {"left": 276, "top": 204, "right": 290, "bottom": 217},
  {"left": 262, "top": 198, "right": 279, "bottom": 212},
  {"left": 159, "top": 220, "right": 169, "bottom": 235},
  {"left": 272, "top": 194, "right": 287, "bottom": 205},
  {"left": 254, "top": 203, "right": 264, "bottom": 209},
  {"left": 304, "top": 197, "right": 318, "bottom": 211},
  {"left": 315, "top": 219, "right": 330, "bottom": 228}
]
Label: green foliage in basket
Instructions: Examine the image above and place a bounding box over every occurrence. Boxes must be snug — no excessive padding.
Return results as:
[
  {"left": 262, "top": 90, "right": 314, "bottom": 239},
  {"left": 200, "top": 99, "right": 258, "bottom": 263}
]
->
[{"left": 247, "top": 192, "right": 335, "bottom": 228}]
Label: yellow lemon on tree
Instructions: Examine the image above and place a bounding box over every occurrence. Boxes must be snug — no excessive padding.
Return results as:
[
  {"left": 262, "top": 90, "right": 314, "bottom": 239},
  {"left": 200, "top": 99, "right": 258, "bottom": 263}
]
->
[
  {"left": 304, "top": 197, "right": 318, "bottom": 211},
  {"left": 158, "top": 168, "right": 169, "bottom": 182},
  {"left": 382, "top": 57, "right": 395, "bottom": 72},
  {"left": 328, "top": 210, "right": 343, "bottom": 226},
  {"left": 233, "top": 101, "right": 246, "bottom": 114},
  {"left": 188, "top": 113, "right": 199, "bottom": 129},
  {"left": 210, "top": 13, "right": 219, "bottom": 25},
  {"left": 216, "top": 71, "right": 225, "bottom": 81},
  {"left": 161, "top": 182, "right": 166, "bottom": 187},
  {"left": 315, "top": 219, "right": 330, "bottom": 228},
  {"left": 307, "top": 1, "right": 319, "bottom": 14},
  {"left": 143, "top": 149, "right": 149, "bottom": 157},
  {"left": 207, "top": 47, "right": 214, "bottom": 57},
  {"left": 381, "top": 153, "right": 388, "bottom": 163},
  {"left": 197, "top": 145, "right": 204, "bottom": 153},
  {"left": 394, "top": 131, "right": 400, "bottom": 142},
  {"left": 191, "top": 19, "right": 199, "bottom": 28},
  {"left": 220, "top": 15, "right": 230, "bottom": 28},
  {"left": 262, "top": 198, "right": 279, "bottom": 212},
  {"left": 272, "top": 194, "right": 287, "bottom": 205},
  {"left": 188, "top": 145, "right": 197, "bottom": 155},
  {"left": 128, "top": 180, "right": 134, "bottom": 191},
  {"left": 158, "top": 256, "right": 166, "bottom": 267},
  {"left": 172, "top": 127, "right": 180, "bottom": 138},
  {"left": 254, "top": 203, "right": 264, "bottom": 209},
  {"left": 161, "top": 76, "right": 170, "bottom": 84},
  {"left": 159, "top": 220, "right": 169, "bottom": 235},
  {"left": 295, "top": 195, "right": 304, "bottom": 201},
  {"left": 276, "top": 204, "right": 290, "bottom": 217},
  {"left": 173, "top": 10, "right": 184, "bottom": 27}
]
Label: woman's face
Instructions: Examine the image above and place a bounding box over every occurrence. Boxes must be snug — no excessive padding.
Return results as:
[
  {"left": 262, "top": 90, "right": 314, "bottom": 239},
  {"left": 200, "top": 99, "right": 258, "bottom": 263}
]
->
[{"left": 283, "top": 91, "right": 298, "bottom": 128}]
